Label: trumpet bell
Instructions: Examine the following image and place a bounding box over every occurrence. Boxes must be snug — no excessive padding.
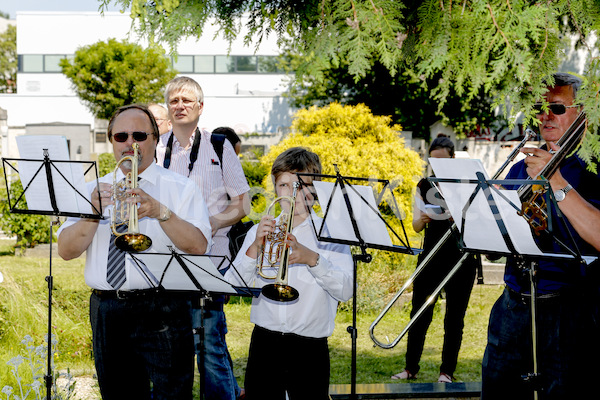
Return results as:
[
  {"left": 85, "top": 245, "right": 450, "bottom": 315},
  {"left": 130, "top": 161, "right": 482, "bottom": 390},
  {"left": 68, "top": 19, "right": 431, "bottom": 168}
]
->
[
  {"left": 261, "top": 283, "right": 299, "bottom": 302},
  {"left": 115, "top": 233, "right": 152, "bottom": 252}
]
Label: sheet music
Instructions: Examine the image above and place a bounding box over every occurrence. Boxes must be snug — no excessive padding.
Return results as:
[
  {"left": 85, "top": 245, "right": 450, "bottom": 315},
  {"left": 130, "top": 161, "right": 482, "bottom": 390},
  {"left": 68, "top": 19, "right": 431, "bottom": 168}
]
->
[
  {"left": 16, "top": 135, "right": 91, "bottom": 214},
  {"left": 429, "top": 158, "right": 577, "bottom": 259},
  {"left": 127, "top": 253, "right": 238, "bottom": 293},
  {"left": 313, "top": 181, "right": 393, "bottom": 247}
]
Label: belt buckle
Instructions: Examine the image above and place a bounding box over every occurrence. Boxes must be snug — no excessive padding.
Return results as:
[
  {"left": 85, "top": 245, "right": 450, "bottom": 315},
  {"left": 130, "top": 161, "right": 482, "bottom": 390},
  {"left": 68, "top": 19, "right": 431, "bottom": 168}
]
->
[{"left": 116, "top": 290, "right": 129, "bottom": 300}]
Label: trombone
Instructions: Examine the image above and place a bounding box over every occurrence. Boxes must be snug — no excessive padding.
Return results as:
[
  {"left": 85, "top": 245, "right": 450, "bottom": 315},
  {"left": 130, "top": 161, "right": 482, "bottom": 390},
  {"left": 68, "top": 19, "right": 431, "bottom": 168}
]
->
[
  {"left": 369, "top": 128, "right": 538, "bottom": 349},
  {"left": 110, "top": 143, "right": 152, "bottom": 252},
  {"left": 257, "top": 181, "right": 300, "bottom": 302}
]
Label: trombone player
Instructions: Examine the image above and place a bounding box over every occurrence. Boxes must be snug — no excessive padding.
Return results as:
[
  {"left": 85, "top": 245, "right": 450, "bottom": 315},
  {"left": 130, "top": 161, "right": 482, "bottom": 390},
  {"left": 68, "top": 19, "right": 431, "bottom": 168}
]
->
[
  {"left": 481, "top": 73, "right": 600, "bottom": 399},
  {"left": 57, "top": 104, "right": 212, "bottom": 400}
]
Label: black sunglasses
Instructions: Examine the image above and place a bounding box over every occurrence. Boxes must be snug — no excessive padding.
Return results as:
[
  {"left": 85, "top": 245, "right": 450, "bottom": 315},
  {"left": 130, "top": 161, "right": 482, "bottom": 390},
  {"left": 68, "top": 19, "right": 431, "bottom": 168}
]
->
[
  {"left": 533, "top": 103, "right": 577, "bottom": 115},
  {"left": 112, "top": 131, "right": 150, "bottom": 142}
]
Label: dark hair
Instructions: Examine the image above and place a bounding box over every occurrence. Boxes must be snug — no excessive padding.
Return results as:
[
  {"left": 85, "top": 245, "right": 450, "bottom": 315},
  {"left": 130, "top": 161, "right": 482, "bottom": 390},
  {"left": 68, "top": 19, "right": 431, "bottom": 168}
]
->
[
  {"left": 549, "top": 72, "right": 582, "bottom": 98},
  {"left": 428, "top": 134, "right": 455, "bottom": 157},
  {"left": 213, "top": 126, "right": 241, "bottom": 147},
  {"left": 271, "top": 147, "right": 322, "bottom": 182},
  {"left": 107, "top": 104, "right": 160, "bottom": 142}
]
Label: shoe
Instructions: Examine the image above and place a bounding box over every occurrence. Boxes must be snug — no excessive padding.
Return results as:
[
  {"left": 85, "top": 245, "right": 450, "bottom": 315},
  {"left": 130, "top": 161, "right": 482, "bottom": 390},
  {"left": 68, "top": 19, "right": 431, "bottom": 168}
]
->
[
  {"left": 391, "top": 369, "right": 417, "bottom": 380},
  {"left": 237, "top": 388, "right": 246, "bottom": 400},
  {"left": 438, "top": 372, "right": 453, "bottom": 383}
]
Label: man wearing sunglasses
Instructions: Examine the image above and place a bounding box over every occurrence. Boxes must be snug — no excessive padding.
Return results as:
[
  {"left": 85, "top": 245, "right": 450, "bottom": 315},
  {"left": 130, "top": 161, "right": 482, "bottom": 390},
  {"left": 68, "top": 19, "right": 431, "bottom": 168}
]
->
[
  {"left": 156, "top": 76, "right": 250, "bottom": 400},
  {"left": 57, "top": 104, "right": 212, "bottom": 400},
  {"left": 481, "top": 73, "right": 600, "bottom": 399}
]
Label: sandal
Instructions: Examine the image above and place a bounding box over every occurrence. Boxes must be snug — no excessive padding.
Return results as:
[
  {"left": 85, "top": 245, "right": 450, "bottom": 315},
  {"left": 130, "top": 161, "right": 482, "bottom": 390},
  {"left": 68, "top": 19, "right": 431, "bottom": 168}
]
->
[
  {"left": 391, "top": 369, "right": 417, "bottom": 380},
  {"left": 437, "top": 372, "right": 453, "bottom": 383}
]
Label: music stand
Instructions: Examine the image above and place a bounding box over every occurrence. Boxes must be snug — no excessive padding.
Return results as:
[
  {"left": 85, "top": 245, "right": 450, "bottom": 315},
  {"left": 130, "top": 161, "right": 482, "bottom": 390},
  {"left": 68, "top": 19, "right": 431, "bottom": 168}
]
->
[
  {"left": 2, "top": 136, "right": 101, "bottom": 400},
  {"left": 429, "top": 157, "right": 594, "bottom": 398},
  {"left": 130, "top": 248, "right": 260, "bottom": 400},
  {"left": 297, "top": 165, "right": 422, "bottom": 400}
]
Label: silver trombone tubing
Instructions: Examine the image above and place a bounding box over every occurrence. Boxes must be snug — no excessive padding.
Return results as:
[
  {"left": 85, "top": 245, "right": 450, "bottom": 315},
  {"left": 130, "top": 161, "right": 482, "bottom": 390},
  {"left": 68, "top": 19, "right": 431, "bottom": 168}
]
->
[{"left": 369, "top": 128, "right": 536, "bottom": 349}]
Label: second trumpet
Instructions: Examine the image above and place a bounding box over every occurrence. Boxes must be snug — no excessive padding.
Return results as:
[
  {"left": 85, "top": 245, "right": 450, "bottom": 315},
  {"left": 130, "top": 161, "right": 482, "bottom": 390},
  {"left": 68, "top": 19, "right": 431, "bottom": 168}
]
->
[{"left": 257, "top": 181, "right": 300, "bottom": 302}]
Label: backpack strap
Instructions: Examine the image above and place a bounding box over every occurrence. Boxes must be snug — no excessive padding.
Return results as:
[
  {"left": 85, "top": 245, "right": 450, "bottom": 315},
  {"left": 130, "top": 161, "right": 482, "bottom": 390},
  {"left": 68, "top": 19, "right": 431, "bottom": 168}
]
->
[{"left": 210, "top": 133, "right": 226, "bottom": 171}]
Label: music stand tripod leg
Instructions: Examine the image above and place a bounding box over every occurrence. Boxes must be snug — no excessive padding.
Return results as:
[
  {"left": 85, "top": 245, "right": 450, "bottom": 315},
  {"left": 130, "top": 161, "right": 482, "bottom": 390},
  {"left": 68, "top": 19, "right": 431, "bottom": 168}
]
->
[
  {"left": 193, "top": 294, "right": 210, "bottom": 400},
  {"left": 522, "top": 260, "right": 541, "bottom": 399}
]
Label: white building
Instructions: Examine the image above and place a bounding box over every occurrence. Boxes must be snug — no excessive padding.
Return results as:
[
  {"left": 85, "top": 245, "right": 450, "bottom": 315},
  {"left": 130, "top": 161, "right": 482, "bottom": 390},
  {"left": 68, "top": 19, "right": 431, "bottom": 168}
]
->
[{"left": 0, "top": 11, "right": 295, "bottom": 161}]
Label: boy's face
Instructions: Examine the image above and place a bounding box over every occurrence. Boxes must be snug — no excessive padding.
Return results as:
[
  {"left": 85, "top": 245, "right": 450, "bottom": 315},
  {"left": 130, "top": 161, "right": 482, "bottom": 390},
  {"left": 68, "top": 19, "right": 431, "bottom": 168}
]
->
[{"left": 274, "top": 171, "right": 316, "bottom": 221}]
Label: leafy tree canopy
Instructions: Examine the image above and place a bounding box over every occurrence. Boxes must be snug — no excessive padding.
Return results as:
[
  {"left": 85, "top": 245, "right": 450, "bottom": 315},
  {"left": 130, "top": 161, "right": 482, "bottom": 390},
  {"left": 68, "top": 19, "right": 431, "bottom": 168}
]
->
[
  {"left": 0, "top": 25, "right": 16, "bottom": 94},
  {"left": 60, "top": 38, "right": 177, "bottom": 119},
  {"left": 100, "top": 0, "right": 600, "bottom": 164}
]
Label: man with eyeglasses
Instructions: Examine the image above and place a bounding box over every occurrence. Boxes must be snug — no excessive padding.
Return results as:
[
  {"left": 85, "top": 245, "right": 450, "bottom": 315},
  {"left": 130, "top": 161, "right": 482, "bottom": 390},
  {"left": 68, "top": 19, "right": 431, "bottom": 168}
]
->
[
  {"left": 57, "top": 104, "right": 212, "bottom": 400},
  {"left": 481, "top": 73, "right": 600, "bottom": 399},
  {"left": 156, "top": 76, "right": 250, "bottom": 400}
]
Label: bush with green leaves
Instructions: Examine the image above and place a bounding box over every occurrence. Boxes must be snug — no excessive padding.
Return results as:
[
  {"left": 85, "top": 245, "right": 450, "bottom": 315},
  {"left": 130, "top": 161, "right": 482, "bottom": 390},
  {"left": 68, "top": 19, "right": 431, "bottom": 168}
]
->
[{"left": 0, "top": 173, "right": 53, "bottom": 251}]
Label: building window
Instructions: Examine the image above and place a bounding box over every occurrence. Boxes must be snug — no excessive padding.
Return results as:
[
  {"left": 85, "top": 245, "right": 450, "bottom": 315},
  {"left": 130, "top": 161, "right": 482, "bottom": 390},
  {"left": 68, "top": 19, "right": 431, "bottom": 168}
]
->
[
  {"left": 236, "top": 56, "right": 257, "bottom": 72},
  {"left": 95, "top": 130, "right": 107, "bottom": 143},
  {"left": 215, "top": 56, "right": 235, "bottom": 73},
  {"left": 194, "top": 55, "right": 214, "bottom": 73},
  {"left": 173, "top": 55, "right": 194, "bottom": 73},
  {"left": 19, "top": 55, "right": 44, "bottom": 72},
  {"left": 44, "top": 55, "right": 65, "bottom": 72}
]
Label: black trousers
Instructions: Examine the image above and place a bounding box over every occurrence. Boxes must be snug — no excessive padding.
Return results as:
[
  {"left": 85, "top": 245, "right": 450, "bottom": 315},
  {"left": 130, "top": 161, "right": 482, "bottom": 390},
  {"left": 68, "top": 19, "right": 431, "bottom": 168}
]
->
[
  {"left": 405, "top": 255, "right": 477, "bottom": 376},
  {"left": 244, "top": 325, "right": 330, "bottom": 400}
]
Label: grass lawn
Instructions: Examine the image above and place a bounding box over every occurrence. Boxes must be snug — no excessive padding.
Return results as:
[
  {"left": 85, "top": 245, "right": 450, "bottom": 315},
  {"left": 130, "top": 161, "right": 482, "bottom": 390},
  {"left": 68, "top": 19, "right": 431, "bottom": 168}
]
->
[{"left": 0, "top": 238, "right": 504, "bottom": 396}]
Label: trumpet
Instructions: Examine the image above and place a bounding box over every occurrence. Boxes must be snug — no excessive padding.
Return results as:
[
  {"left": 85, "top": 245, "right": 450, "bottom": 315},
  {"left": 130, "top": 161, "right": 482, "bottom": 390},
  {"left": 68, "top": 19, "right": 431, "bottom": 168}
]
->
[
  {"left": 110, "top": 143, "right": 152, "bottom": 252},
  {"left": 257, "top": 181, "right": 300, "bottom": 302}
]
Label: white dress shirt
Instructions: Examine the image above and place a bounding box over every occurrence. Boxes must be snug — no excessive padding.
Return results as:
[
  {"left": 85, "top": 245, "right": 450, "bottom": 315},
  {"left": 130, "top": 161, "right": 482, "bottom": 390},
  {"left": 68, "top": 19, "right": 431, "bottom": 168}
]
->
[
  {"left": 57, "top": 163, "right": 212, "bottom": 290},
  {"left": 155, "top": 128, "right": 250, "bottom": 259},
  {"left": 225, "top": 214, "right": 353, "bottom": 338}
]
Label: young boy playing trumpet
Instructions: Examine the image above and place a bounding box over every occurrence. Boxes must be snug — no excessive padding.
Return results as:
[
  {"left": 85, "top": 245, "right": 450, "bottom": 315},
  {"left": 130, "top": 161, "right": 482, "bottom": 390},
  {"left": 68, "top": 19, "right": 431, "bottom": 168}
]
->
[{"left": 225, "top": 147, "right": 353, "bottom": 400}]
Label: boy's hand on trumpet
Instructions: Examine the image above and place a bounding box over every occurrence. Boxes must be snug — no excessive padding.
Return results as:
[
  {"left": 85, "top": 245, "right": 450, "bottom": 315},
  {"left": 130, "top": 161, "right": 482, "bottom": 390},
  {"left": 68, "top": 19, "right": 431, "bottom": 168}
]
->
[
  {"left": 284, "top": 233, "right": 319, "bottom": 267},
  {"left": 246, "top": 214, "right": 276, "bottom": 259}
]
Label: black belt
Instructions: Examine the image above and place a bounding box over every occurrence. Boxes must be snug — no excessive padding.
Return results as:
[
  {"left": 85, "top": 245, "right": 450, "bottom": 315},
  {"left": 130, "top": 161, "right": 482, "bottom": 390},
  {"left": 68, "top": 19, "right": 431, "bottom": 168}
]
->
[
  {"left": 507, "top": 286, "right": 562, "bottom": 304},
  {"left": 92, "top": 288, "right": 165, "bottom": 300}
]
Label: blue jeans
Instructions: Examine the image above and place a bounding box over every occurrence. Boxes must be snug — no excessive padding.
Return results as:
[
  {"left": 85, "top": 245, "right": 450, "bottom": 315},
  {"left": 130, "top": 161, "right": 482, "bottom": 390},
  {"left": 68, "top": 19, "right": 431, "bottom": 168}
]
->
[
  {"left": 192, "top": 303, "right": 240, "bottom": 400},
  {"left": 90, "top": 292, "right": 194, "bottom": 400},
  {"left": 481, "top": 287, "right": 593, "bottom": 400}
]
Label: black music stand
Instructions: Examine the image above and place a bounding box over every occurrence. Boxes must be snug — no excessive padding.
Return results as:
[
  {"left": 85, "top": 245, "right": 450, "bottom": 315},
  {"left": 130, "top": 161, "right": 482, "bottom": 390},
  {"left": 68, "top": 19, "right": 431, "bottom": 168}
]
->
[
  {"left": 2, "top": 149, "right": 101, "bottom": 400},
  {"left": 130, "top": 248, "right": 260, "bottom": 400},
  {"left": 297, "top": 165, "right": 422, "bottom": 400},
  {"left": 429, "top": 158, "right": 591, "bottom": 398}
]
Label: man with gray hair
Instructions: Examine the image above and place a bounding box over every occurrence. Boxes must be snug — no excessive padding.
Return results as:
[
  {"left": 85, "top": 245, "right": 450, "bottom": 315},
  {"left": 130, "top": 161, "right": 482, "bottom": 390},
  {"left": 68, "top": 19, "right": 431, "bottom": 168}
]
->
[
  {"left": 155, "top": 76, "right": 250, "bottom": 400},
  {"left": 481, "top": 72, "right": 600, "bottom": 399}
]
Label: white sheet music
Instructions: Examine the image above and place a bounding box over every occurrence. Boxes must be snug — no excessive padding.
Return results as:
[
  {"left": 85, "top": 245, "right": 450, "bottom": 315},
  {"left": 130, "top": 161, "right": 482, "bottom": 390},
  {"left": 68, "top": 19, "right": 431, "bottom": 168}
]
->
[
  {"left": 428, "top": 158, "right": 577, "bottom": 260},
  {"left": 15, "top": 136, "right": 91, "bottom": 214},
  {"left": 127, "top": 253, "right": 238, "bottom": 293},
  {"left": 313, "top": 181, "right": 393, "bottom": 247}
]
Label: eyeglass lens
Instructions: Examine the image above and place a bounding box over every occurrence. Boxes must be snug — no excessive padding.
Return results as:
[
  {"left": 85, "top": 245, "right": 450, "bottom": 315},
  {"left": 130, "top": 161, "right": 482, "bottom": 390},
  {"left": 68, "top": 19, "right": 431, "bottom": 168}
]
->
[
  {"left": 533, "top": 103, "right": 568, "bottom": 115},
  {"left": 113, "top": 132, "right": 149, "bottom": 142}
]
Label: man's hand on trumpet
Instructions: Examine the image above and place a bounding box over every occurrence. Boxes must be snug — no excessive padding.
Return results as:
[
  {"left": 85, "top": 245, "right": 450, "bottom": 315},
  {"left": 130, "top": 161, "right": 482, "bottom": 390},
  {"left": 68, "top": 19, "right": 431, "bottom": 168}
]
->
[{"left": 124, "top": 187, "right": 167, "bottom": 221}]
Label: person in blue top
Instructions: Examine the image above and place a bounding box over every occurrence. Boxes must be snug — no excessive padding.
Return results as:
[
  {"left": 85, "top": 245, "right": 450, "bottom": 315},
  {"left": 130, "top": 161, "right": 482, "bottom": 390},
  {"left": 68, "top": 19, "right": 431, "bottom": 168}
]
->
[{"left": 481, "top": 72, "right": 600, "bottom": 399}]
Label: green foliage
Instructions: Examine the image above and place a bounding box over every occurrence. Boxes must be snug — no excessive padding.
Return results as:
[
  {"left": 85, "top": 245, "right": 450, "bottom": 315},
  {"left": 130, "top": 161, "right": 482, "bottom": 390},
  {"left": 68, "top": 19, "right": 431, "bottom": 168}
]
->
[
  {"left": 0, "top": 175, "right": 53, "bottom": 251},
  {"left": 60, "top": 38, "right": 177, "bottom": 120},
  {"left": 102, "top": 0, "right": 600, "bottom": 166},
  {"left": 0, "top": 25, "right": 16, "bottom": 93},
  {"left": 97, "top": 153, "right": 117, "bottom": 177}
]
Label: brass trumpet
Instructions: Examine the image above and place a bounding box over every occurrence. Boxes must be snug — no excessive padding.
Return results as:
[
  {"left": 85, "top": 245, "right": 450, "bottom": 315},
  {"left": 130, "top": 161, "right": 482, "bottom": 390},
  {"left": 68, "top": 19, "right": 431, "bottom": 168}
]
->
[
  {"left": 110, "top": 143, "right": 152, "bottom": 252},
  {"left": 257, "top": 181, "right": 300, "bottom": 302}
]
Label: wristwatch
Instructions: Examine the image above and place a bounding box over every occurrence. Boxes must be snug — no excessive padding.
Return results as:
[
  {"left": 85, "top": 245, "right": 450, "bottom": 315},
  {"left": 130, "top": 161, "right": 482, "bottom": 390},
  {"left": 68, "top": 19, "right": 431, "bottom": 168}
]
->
[
  {"left": 553, "top": 184, "right": 573, "bottom": 202},
  {"left": 158, "top": 205, "right": 172, "bottom": 222}
]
